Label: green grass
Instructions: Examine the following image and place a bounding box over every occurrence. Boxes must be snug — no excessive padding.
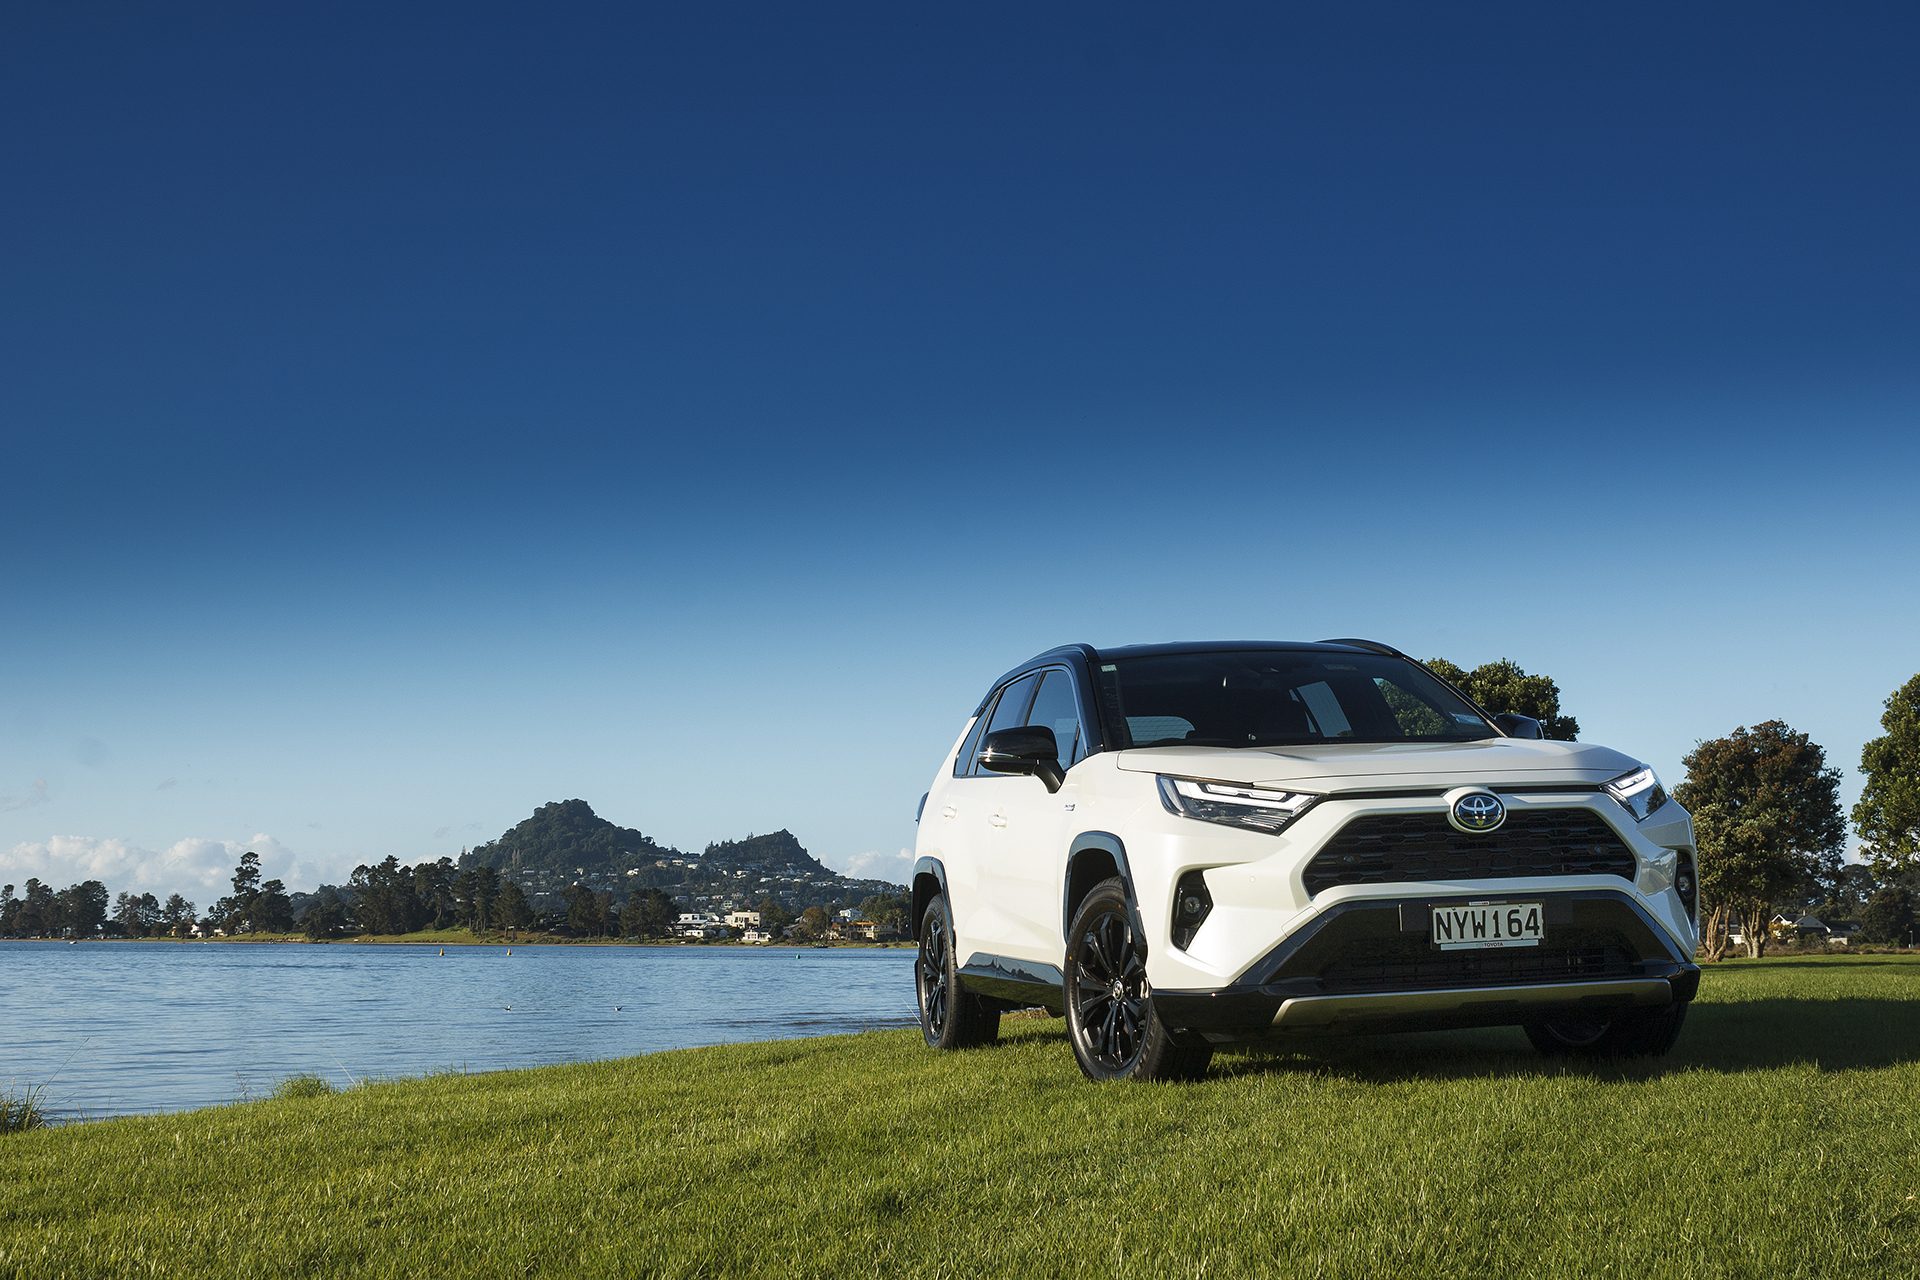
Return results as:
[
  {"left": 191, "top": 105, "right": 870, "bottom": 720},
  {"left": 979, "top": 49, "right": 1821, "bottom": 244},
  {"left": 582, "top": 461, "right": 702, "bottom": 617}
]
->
[{"left": 3, "top": 956, "right": 1918, "bottom": 1278}]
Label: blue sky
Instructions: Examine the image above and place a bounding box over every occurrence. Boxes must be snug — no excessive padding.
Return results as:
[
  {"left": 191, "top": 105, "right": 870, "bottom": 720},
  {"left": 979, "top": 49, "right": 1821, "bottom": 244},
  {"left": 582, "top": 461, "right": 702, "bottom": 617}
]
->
[{"left": 3, "top": 3, "right": 1916, "bottom": 900}]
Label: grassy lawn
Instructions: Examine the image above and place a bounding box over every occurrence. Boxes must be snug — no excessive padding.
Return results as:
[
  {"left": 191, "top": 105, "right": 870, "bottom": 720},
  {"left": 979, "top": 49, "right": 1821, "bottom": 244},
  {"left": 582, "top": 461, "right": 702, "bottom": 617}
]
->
[{"left": 4, "top": 956, "right": 1918, "bottom": 1278}]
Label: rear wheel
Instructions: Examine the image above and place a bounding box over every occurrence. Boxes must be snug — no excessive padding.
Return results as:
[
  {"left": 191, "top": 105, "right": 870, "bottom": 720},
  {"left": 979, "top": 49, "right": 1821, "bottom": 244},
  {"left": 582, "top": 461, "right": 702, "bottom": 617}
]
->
[
  {"left": 1063, "top": 877, "right": 1212, "bottom": 1082},
  {"left": 916, "top": 894, "right": 999, "bottom": 1050},
  {"left": 1525, "top": 1003, "right": 1687, "bottom": 1058}
]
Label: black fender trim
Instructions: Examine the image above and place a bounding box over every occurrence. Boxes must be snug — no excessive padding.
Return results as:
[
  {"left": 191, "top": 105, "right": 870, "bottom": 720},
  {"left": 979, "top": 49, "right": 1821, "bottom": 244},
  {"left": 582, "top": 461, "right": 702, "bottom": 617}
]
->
[
  {"left": 1061, "top": 831, "right": 1142, "bottom": 942},
  {"left": 910, "top": 857, "right": 949, "bottom": 942}
]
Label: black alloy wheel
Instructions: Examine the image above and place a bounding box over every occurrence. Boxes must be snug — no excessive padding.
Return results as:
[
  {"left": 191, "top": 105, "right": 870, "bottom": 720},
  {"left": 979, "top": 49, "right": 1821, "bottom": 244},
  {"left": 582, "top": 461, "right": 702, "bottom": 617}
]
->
[
  {"left": 915, "top": 894, "right": 999, "bottom": 1050},
  {"left": 1071, "top": 908, "right": 1148, "bottom": 1069},
  {"left": 1063, "top": 877, "right": 1211, "bottom": 1082},
  {"left": 916, "top": 909, "right": 952, "bottom": 1042}
]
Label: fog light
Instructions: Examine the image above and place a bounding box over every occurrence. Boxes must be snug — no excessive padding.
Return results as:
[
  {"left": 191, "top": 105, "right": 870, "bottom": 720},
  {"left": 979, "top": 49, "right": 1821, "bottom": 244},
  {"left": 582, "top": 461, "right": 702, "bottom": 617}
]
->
[{"left": 1171, "top": 871, "right": 1213, "bottom": 950}]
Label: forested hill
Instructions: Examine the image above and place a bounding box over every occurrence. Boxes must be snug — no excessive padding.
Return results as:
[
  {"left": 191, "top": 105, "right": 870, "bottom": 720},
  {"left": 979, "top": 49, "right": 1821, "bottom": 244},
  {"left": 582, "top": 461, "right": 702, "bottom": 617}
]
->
[
  {"left": 702, "top": 830, "right": 828, "bottom": 876},
  {"left": 459, "top": 803, "right": 867, "bottom": 895},
  {"left": 461, "top": 799, "right": 682, "bottom": 876}
]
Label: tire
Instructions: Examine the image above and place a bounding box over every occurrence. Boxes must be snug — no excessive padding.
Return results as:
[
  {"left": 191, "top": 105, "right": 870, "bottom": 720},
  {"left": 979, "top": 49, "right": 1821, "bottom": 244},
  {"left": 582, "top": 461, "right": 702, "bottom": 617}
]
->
[
  {"left": 1525, "top": 1003, "right": 1688, "bottom": 1059},
  {"left": 1063, "top": 877, "right": 1212, "bottom": 1082},
  {"left": 915, "top": 894, "right": 1000, "bottom": 1050}
]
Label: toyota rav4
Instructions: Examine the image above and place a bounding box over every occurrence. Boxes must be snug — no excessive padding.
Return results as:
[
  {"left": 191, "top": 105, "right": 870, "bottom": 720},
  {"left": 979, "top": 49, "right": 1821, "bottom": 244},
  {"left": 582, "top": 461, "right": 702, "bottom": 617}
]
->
[{"left": 911, "top": 640, "right": 1699, "bottom": 1081}]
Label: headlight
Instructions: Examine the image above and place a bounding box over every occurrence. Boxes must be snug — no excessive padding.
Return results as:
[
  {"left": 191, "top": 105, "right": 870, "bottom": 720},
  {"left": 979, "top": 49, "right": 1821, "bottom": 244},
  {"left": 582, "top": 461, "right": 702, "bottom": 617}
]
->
[
  {"left": 1606, "top": 765, "right": 1668, "bottom": 822},
  {"left": 1157, "top": 776, "right": 1317, "bottom": 834}
]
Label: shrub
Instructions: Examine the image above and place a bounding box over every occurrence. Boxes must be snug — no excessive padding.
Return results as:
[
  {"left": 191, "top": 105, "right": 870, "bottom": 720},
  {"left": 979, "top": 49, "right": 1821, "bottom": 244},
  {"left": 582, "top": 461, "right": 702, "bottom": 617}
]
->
[
  {"left": 1, "top": 1086, "right": 47, "bottom": 1134},
  {"left": 269, "top": 1074, "right": 335, "bottom": 1101}
]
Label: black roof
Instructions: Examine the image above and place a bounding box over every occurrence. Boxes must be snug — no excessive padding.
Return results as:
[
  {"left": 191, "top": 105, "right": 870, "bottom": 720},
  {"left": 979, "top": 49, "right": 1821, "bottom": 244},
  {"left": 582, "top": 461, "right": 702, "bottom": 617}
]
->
[{"left": 1089, "top": 639, "right": 1400, "bottom": 662}]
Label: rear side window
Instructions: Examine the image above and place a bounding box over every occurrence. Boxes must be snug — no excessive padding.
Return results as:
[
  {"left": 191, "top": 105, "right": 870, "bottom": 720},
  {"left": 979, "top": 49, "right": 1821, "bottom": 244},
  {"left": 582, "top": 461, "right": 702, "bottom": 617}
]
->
[{"left": 1023, "top": 669, "right": 1084, "bottom": 772}]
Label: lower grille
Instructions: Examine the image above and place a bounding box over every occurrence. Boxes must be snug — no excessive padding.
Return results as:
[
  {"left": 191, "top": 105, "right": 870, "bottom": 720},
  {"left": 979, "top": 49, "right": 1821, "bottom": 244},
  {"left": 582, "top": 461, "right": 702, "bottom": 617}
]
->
[
  {"left": 1317, "top": 930, "right": 1637, "bottom": 994},
  {"left": 1303, "top": 809, "right": 1636, "bottom": 896}
]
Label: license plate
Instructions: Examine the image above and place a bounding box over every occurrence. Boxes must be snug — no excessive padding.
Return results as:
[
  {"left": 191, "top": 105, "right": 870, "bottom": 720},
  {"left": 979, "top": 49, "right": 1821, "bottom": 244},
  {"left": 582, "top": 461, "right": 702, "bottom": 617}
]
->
[{"left": 1430, "top": 902, "right": 1544, "bottom": 950}]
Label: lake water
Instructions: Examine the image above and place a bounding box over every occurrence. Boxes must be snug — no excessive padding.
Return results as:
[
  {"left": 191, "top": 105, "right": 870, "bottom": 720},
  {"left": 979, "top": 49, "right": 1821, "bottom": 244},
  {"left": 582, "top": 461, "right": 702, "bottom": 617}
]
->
[{"left": 0, "top": 940, "right": 918, "bottom": 1121}]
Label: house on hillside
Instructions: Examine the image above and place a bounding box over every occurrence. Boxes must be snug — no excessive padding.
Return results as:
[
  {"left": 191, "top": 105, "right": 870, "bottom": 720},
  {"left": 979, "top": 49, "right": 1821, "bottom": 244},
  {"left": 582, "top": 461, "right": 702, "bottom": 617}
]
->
[{"left": 829, "top": 918, "right": 900, "bottom": 942}]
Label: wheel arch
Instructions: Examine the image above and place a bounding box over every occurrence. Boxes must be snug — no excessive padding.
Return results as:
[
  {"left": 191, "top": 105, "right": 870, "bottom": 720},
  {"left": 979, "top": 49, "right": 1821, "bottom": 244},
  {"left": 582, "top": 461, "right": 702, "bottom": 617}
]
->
[
  {"left": 910, "top": 856, "right": 949, "bottom": 942},
  {"left": 1062, "top": 832, "right": 1138, "bottom": 942}
]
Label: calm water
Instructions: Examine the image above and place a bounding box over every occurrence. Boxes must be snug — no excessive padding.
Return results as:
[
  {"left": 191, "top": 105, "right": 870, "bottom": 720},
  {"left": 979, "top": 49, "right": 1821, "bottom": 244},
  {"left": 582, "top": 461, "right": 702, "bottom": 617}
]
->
[{"left": 0, "top": 940, "right": 917, "bottom": 1120}]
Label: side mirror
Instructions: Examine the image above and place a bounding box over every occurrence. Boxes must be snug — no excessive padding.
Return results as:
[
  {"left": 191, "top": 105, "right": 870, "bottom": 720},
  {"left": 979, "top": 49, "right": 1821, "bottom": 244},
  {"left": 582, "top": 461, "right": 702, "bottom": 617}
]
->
[
  {"left": 979, "top": 726, "right": 1065, "bottom": 792},
  {"left": 1493, "top": 713, "right": 1545, "bottom": 740}
]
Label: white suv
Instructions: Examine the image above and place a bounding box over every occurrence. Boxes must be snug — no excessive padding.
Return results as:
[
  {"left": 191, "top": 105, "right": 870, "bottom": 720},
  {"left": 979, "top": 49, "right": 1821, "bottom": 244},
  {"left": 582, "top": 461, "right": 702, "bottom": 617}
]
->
[{"left": 911, "top": 640, "right": 1699, "bottom": 1081}]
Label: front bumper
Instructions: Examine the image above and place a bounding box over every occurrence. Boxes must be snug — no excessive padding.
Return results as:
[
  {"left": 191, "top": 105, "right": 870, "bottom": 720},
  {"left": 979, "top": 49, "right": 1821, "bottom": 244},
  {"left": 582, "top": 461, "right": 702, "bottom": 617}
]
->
[{"left": 1154, "top": 888, "right": 1699, "bottom": 1042}]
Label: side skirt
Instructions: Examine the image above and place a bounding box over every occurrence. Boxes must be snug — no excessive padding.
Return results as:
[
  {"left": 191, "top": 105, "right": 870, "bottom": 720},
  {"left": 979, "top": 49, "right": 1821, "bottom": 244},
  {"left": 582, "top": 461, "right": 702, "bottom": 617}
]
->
[{"left": 959, "top": 953, "right": 1065, "bottom": 1014}]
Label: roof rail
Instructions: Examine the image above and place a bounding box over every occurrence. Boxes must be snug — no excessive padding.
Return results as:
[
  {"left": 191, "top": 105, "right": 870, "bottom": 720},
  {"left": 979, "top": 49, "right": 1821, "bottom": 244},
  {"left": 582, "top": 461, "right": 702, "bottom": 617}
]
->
[{"left": 1319, "top": 637, "right": 1407, "bottom": 658}]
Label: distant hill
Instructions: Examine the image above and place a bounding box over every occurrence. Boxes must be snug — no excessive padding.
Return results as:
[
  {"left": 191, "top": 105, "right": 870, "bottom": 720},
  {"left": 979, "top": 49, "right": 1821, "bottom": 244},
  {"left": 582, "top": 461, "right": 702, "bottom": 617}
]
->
[
  {"left": 458, "top": 800, "right": 900, "bottom": 912},
  {"left": 463, "top": 799, "right": 681, "bottom": 877},
  {"left": 701, "top": 830, "right": 827, "bottom": 876}
]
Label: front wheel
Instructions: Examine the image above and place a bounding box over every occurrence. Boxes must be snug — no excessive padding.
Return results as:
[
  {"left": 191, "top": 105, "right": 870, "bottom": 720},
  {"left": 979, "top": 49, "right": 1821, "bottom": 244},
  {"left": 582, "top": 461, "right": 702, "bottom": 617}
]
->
[
  {"left": 1063, "top": 877, "right": 1211, "bottom": 1082},
  {"left": 1525, "top": 1003, "right": 1687, "bottom": 1058},
  {"left": 916, "top": 894, "right": 999, "bottom": 1050}
]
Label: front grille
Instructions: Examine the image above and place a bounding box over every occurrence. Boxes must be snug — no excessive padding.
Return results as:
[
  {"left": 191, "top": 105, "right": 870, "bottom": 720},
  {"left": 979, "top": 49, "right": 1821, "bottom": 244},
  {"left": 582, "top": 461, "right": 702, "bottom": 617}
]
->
[
  {"left": 1303, "top": 809, "right": 1635, "bottom": 896},
  {"left": 1317, "top": 930, "right": 1637, "bottom": 994}
]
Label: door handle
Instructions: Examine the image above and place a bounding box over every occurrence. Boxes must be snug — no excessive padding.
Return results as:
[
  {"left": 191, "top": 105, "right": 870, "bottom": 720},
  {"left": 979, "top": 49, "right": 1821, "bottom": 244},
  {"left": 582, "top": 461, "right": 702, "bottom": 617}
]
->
[
  {"left": 941, "top": 805, "right": 958, "bottom": 820},
  {"left": 988, "top": 813, "right": 1008, "bottom": 828}
]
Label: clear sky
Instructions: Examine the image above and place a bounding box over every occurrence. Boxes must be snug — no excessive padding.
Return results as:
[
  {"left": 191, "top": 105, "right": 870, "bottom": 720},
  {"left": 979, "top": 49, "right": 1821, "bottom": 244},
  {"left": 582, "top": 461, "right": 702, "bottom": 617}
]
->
[{"left": 3, "top": 3, "right": 1916, "bottom": 902}]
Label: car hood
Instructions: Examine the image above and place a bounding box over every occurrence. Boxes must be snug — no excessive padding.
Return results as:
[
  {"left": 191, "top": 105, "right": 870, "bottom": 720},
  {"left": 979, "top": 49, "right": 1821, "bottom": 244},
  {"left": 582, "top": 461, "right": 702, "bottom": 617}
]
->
[{"left": 1111, "top": 737, "right": 1640, "bottom": 791}]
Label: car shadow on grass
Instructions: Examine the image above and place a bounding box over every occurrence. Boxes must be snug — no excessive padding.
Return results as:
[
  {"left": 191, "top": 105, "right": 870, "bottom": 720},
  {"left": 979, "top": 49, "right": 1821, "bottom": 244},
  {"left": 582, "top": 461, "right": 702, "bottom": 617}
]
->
[{"left": 1207, "top": 997, "right": 1920, "bottom": 1083}]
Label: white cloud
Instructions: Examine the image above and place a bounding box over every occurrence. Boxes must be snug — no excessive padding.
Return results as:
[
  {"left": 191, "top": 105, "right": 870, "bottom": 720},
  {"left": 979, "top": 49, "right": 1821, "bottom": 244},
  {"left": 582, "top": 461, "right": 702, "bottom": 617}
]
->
[
  {"left": 832, "top": 846, "right": 915, "bottom": 885},
  {"left": 0, "top": 833, "right": 323, "bottom": 903}
]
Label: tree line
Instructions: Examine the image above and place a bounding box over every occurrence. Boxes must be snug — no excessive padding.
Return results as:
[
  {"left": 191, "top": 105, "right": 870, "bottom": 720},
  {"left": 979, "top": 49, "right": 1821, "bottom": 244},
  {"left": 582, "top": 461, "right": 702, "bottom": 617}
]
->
[{"left": 0, "top": 846, "right": 913, "bottom": 944}]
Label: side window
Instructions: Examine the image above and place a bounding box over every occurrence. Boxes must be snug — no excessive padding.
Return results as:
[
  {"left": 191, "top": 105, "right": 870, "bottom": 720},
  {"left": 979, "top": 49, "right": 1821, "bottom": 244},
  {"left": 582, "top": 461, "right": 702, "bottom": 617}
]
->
[
  {"left": 957, "top": 674, "right": 1040, "bottom": 777},
  {"left": 951, "top": 706, "right": 992, "bottom": 778},
  {"left": 1024, "top": 669, "right": 1085, "bottom": 772},
  {"left": 1374, "top": 676, "right": 1452, "bottom": 738}
]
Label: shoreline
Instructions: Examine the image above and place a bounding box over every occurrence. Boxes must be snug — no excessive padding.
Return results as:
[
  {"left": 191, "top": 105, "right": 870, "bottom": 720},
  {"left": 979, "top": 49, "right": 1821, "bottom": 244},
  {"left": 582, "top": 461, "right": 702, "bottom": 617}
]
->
[{"left": 7, "top": 933, "right": 912, "bottom": 950}]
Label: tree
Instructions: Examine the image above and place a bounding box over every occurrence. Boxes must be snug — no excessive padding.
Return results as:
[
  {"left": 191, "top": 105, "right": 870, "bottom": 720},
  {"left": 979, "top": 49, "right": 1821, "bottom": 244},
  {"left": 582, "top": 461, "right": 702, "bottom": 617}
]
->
[
  {"left": 349, "top": 856, "right": 424, "bottom": 935},
  {"left": 113, "top": 891, "right": 144, "bottom": 938},
  {"left": 254, "top": 879, "right": 295, "bottom": 933},
  {"left": 1855, "top": 674, "right": 1920, "bottom": 874},
  {"left": 753, "top": 896, "right": 792, "bottom": 935},
  {"left": 412, "top": 857, "right": 458, "bottom": 929},
  {"left": 1859, "top": 885, "right": 1915, "bottom": 946},
  {"left": 0, "top": 884, "right": 15, "bottom": 936},
  {"left": 1425, "top": 658, "right": 1580, "bottom": 740},
  {"left": 795, "top": 905, "right": 831, "bottom": 940},
  {"left": 453, "top": 865, "right": 499, "bottom": 933},
  {"left": 1674, "top": 721, "right": 1846, "bottom": 959},
  {"left": 563, "top": 883, "right": 600, "bottom": 935},
  {"left": 1816, "top": 863, "right": 1878, "bottom": 924},
  {"left": 56, "top": 880, "right": 109, "bottom": 938},
  {"left": 622, "top": 888, "right": 676, "bottom": 938},
  {"left": 495, "top": 879, "right": 533, "bottom": 935},
  {"left": 161, "top": 894, "right": 196, "bottom": 937},
  {"left": 16, "top": 879, "right": 53, "bottom": 936},
  {"left": 214, "top": 851, "right": 265, "bottom": 933},
  {"left": 301, "top": 888, "right": 350, "bottom": 941},
  {"left": 857, "top": 892, "right": 911, "bottom": 933}
]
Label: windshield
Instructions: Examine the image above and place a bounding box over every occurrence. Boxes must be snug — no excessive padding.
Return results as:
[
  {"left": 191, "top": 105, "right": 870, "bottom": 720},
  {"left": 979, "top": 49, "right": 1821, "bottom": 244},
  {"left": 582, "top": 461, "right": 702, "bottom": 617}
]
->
[{"left": 1096, "top": 650, "right": 1497, "bottom": 748}]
